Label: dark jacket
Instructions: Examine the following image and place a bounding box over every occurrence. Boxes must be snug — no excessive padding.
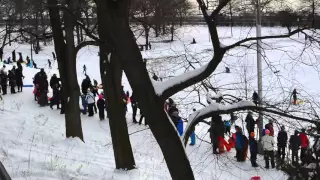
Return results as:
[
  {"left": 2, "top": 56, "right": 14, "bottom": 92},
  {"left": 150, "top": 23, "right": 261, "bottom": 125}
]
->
[
  {"left": 289, "top": 134, "right": 301, "bottom": 151},
  {"left": 97, "top": 98, "right": 105, "bottom": 109},
  {"left": 168, "top": 106, "right": 180, "bottom": 123},
  {"left": 15, "top": 68, "right": 23, "bottom": 85},
  {"left": 277, "top": 130, "right": 288, "bottom": 147},
  {"left": 245, "top": 113, "right": 255, "bottom": 131},
  {"left": 249, "top": 138, "right": 258, "bottom": 155},
  {"left": 50, "top": 76, "right": 59, "bottom": 89},
  {"left": 8, "top": 71, "right": 15, "bottom": 86}
]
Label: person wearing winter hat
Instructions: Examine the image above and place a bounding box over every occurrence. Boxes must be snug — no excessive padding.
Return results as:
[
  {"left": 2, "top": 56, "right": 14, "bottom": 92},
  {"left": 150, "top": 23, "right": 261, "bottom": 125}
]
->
[
  {"left": 249, "top": 132, "right": 258, "bottom": 167},
  {"left": 261, "top": 129, "right": 275, "bottom": 169},
  {"left": 97, "top": 94, "right": 106, "bottom": 120}
]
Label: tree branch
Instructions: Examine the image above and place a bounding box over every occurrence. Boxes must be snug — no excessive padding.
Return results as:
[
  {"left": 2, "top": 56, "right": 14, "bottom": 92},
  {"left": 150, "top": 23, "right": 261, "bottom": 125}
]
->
[
  {"left": 210, "top": 0, "right": 231, "bottom": 19},
  {"left": 224, "top": 28, "right": 308, "bottom": 51},
  {"left": 182, "top": 100, "right": 319, "bottom": 146},
  {"left": 74, "top": 41, "right": 98, "bottom": 57}
]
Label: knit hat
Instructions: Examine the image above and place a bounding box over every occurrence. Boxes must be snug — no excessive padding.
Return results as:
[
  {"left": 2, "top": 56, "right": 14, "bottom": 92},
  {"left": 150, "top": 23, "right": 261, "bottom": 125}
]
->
[
  {"left": 250, "top": 132, "right": 255, "bottom": 138},
  {"left": 265, "top": 129, "right": 270, "bottom": 135},
  {"left": 98, "top": 94, "right": 103, "bottom": 99}
]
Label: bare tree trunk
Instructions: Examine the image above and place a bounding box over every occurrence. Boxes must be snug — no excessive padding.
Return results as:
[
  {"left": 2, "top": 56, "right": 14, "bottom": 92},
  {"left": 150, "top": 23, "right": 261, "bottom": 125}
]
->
[
  {"left": 95, "top": 0, "right": 194, "bottom": 179},
  {"left": 145, "top": 26, "right": 149, "bottom": 50},
  {"left": 96, "top": 1, "right": 136, "bottom": 170},
  {"left": 48, "top": 0, "right": 84, "bottom": 141},
  {"left": 99, "top": 52, "right": 136, "bottom": 169}
]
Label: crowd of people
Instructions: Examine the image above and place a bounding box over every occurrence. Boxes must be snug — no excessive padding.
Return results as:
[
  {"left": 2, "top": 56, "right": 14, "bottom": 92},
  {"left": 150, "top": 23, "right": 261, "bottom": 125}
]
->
[{"left": 0, "top": 62, "right": 24, "bottom": 95}]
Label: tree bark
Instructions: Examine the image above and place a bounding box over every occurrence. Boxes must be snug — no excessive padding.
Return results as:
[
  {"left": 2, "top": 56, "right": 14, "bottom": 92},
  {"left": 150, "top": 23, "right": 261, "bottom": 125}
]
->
[
  {"left": 96, "top": 1, "right": 136, "bottom": 170},
  {"left": 100, "top": 51, "right": 136, "bottom": 170},
  {"left": 48, "top": 0, "right": 84, "bottom": 141},
  {"left": 95, "top": 0, "right": 194, "bottom": 179}
]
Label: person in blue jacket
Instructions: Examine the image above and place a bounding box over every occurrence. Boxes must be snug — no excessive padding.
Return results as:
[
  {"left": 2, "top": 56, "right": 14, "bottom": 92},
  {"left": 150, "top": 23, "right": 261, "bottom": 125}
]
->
[{"left": 235, "top": 126, "right": 245, "bottom": 161}]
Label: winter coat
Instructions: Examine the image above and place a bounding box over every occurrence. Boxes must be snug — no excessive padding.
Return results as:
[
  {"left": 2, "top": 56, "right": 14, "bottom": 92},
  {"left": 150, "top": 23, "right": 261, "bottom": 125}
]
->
[
  {"left": 245, "top": 113, "right": 255, "bottom": 131},
  {"left": 15, "top": 68, "right": 23, "bottom": 85},
  {"left": 97, "top": 98, "right": 105, "bottom": 110},
  {"left": 299, "top": 133, "right": 309, "bottom": 149},
  {"left": 81, "top": 94, "right": 88, "bottom": 106},
  {"left": 225, "top": 121, "right": 231, "bottom": 127},
  {"left": 261, "top": 134, "right": 275, "bottom": 151},
  {"left": 50, "top": 76, "right": 59, "bottom": 89},
  {"left": 236, "top": 132, "right": 244, "bottom": 150},
  {"left": 168, "top": 106, "right": 180, "bottom": 123},
  {"left": 277, "top": 130, "right": 288, "bottom": 147},
  {"left": 86, "top": 92, "right": 95, "bottom": 104},
  {"left": 249, "top": 138, "right": 258, "bottom": 155},
  {"left": 289, "top": 134, "right": 301, "bottom": 151},
  {"left": 8, "top": 71, "right": 16, "bottom": 86}
]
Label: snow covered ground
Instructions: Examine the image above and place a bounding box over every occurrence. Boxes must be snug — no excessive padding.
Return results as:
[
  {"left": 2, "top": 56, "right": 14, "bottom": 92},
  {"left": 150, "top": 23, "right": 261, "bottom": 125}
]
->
[{"left": 1, "top": 25, "right": 318, "bottom": 179}]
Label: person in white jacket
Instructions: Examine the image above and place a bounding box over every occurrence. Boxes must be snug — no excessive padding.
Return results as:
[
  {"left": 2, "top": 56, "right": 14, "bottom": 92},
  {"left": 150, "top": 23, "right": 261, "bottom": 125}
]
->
[
  {"left": 86, "top": 89, "right": 95, "bottom": 117},
  {"left": 261, "top": 129, "right": 275, "bottom": 169}
]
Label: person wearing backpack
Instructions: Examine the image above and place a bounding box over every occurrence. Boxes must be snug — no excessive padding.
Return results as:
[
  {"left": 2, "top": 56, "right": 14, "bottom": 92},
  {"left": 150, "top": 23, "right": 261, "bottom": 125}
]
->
[
  {"left": 261, "top": 129, "right": 275, "bottom": 169},
  {"left": 86, "top": 88, "right": 95, "bottom": 117}
]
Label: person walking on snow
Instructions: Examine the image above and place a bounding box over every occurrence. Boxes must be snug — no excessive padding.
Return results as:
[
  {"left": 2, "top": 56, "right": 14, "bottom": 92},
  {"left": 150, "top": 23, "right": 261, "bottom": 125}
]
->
[
  {"left": 277, "top": 125, "right": 288, "bottom": 160},
  {"left": 261, "top": 129, "right": 275, "bottom": 169},
  {"left": 86, "top": 89, "right": 95, "bottom": 117},
  {"left": 299, "top": 129, "right": 309, "bottom": 164},
  {"left": 83, "top": 65, "right": 87, "bottom": 75},
  {"left": 50, "top": 84, "right": 60, "bottom": 109},
  {"left": 235, "top": 126, "right": 246, "bottom": 161},
  {"left": 249, "top": 132, "right": 259, "bottom": 167},
  {"left": 48, "top": 59, "right": 52, "bottom": 69},
  {"left": 131, "top": 92, "right": 138, "bottom": 123},
  {"left": 12, "top": 50, "right": 16, "bottom": 62},
  {"left": 292, "top": 89, "right": 298, "bottom": 105},
  {"left": 97, "top": 94, "right": 106, "bottom": 120},
  {"left": 52, "top": 52, "right": 56, "bottom": 60},
  {"left": 289, "top": 130, "right": 301, "bottom": 165},
  {"left": 15, "top": 65, "right": 24, "bottom": 92},
  {"left": 8, "top": 70, "right": 16, "bottom": 94}
]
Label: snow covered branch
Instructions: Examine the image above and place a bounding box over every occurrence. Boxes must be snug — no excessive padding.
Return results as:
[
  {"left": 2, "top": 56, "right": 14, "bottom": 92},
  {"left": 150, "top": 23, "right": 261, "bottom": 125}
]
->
[
  {"left": 224, "top": 28, "right": 309, "bottom": 51},
  {"left": 157, "top": 52, "right": 225, "bottom": 99},
  {"left": 182, "top": 100, "right": 319, "bottom": 146},
  {"left": 210, "top": 0, "right": 231, "bottom": 19}
]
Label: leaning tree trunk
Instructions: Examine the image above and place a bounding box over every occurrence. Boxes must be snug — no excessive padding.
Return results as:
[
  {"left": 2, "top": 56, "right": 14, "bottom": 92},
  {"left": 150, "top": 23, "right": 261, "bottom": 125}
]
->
[
  {"left": 95, "top": 0, "right": 194, "bottom": 179},
  {"left": 97, "top": 3, "right": 136, "bottom": 170},
  {"left": 48, "top": 0, "right": 84, "bottom": 141},
  {"left": 99, "top": 51, "right": 136, "bottom": 169}
]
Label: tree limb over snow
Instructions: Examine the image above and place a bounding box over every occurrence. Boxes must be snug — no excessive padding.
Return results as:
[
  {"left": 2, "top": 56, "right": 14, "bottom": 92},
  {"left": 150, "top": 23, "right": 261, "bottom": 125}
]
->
[
  {"left": 224, "top": 28, "right": 309, "bottom": 51},
  {"left": 182, "top": 100, "right": 319, "bottom": 146}
]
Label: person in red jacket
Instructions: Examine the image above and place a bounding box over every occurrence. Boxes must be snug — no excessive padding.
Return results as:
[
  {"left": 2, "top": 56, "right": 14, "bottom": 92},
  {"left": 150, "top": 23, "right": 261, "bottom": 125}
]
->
[{"left": 299, "top": 129, "right": 309, "bottom": 163}]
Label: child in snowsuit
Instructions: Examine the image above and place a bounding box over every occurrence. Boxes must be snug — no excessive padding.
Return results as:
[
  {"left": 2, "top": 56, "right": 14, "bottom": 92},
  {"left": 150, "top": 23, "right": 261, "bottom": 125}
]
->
[
  {"left": 97, "top": 94, "right": 106, "bottom": 120},
  {"left": 86, "top": 89, "right": 95, "bottom": 117},
  {"left": 235, "top": 127, "right": 245, "bottom": 161},
  {"left": 249, "top": 132, "right": 259, "bottom": 167}
]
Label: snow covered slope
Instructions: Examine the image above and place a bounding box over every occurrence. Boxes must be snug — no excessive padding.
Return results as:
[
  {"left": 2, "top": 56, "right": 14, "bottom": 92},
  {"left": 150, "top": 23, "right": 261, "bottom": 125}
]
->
[{"left": 1, "top": 26, "right": 313, "bottom": 179}]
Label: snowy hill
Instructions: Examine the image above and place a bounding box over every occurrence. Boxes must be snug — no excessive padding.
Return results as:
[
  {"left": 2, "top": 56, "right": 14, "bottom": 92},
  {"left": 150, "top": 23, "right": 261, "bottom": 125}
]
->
[{"left": 1, "top": 26, "right": 317, "bottom": 179}]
